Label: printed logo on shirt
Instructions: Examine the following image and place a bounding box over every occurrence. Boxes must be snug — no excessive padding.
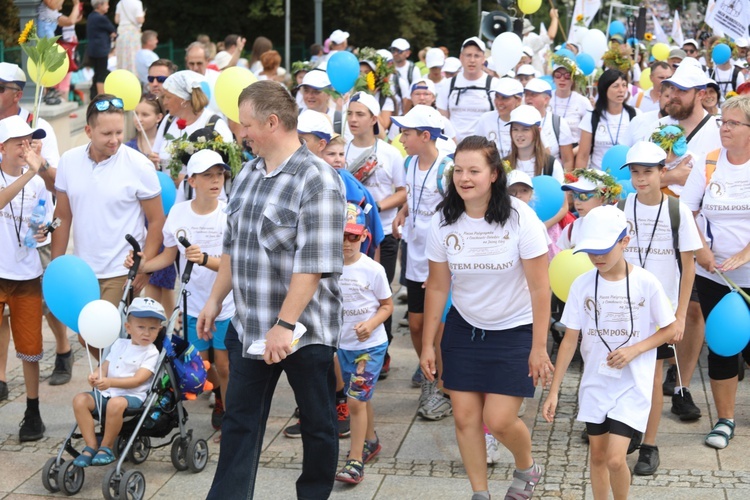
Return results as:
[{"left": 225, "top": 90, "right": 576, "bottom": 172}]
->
[
  {"left": 583, "top": 293, "right": 646, "bottom": 323},
  {"left": 583, "top": 296, "right": 601, "bottom": 321},
  {"left": 445, "top": 232, "right": 464, "bottom": 255},
  {"left": 626, "top": 220, "right": 635, "bottom": 236},
  {"left": 175, "top": 228, "right": 188, "bottom": 243}
]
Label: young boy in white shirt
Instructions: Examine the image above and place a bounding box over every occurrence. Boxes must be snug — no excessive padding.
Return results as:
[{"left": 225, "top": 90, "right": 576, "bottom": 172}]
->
[
  {"left": 335, "top": 203, "right": 394, "bottom": 485},
  {"left": 557, "top": 168, "right": 620, "bottom": 250},
  {"left": 543, "top": 205, "right": 677, "bottom": 500}
]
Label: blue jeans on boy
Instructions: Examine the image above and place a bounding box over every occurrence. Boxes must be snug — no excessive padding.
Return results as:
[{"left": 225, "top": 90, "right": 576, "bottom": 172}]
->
[{"left": 207, "top": 323, "right": 338, "bottom": 500}]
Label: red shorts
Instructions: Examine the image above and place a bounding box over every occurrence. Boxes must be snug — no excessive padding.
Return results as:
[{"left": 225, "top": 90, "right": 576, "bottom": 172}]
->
[{"left": 0, "top": 277, "right": 43, "bottom": 362}]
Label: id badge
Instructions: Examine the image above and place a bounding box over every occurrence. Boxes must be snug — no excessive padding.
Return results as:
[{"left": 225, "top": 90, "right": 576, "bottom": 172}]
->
[
  {"left": 15, "top": 245, "right": 28, "bottom": 262},
  {"left": 598, "top": 361, "right": 623, "bottom": 379}
]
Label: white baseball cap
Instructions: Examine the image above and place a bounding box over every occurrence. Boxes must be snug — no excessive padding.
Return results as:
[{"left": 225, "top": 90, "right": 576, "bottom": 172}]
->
[
  {"left": 619, "top": 141, "right": 667, "bottom": 170},
  {"left": 664, "top": 64, "right": 709, "bottom": 90},
  {"left": 522, "top": 46, "right": 534, "bottom": 58},
  {"left": 443, "top": 57, "right": 461, "bottom": 73},
  {"left": 376, "top": 49, "right": 394, "bottom": 62},
  {"left": 562, "top": 169, "right": 606, "bottom": 193},
  {"left": 506, "top": 105, "right": 542, "bottom": 127},
  {"left": 186, "top": 149, "right": 230, "bottom": 176},
  {"left": 736, "top": 38, "right": 749, "bottom": 48},
  {"left": 410, "top": 79, "right": 436, "bottom": 96},
  {"left": 0, "top": 62, "right": 26, "bottom": 90},
  {"left": 574, "top": 205, "right": 628, "bottom": 255},
  {"left": 507, "top": 169, "right": 533, "bottom": 188},
  {"left": 299, "top": 70, "right": 331, "bottom": 89},
  {"left": 491, "top": 77, "right": 524, "bottom": 97},
  {"left": 0, "top": 115, "right": 46, "bottom": 143},
  {"left": 425, "top": 48, "right": 445, "bottom": 68},
  {"left": 390, "top": 38, "right": 410, "bottom": 51},
  {"left": 682, "top": 38, "right": 700, "bottom": 49},
  {"left": 461, "top": 36, "right": 486, "bottom": 53},
  {"left": 679, "top": 57, "right": 703, "bottom": 69},
  {"left": 349, "top": 92, "right": 381, "bottom": 134},
  {"left": 329, "top": 29, "right": 350, "bottom": 45},
  {"left": 297, "top": 109, "right": 333, "bottom": 143},
  {"left": 127, "top": 297, "right": 167, "bottom": 321},
  {"left": 524, "top": 77, "right": 552, "bottom": 95},
  {"left": 213, "top": 51, "right": 233, "bottom": 70},
  {"left": 391, "top": 105, "right": 446, "bottom": 140},
  {"left": 516, "top": 64, "right": 536, "bottom": 77}
]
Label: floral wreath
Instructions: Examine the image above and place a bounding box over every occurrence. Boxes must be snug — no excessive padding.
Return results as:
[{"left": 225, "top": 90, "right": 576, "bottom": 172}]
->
[
  {"left": 165, "top": 119, "right": 243, "bottom": 179},
  {"left": 602, "top": 47, "right": 633, "bottom": 73},
  {"left": 711, "top": 37, "right": 738, "bottom": 60},
  {"left": 353, "top": 47, "right": 395, "bottom": 97},
  {"left": 291, "top": 60, "right": 314, "bottom": 75},
  {"left": 650, "top": 124, "right": 687, "bottom": 158},
  {"left": 564, "top": 168, "right": 622, "bottom": 203},
  {"left": 550, "top": 54, "right": 588, "bottom": 94}
]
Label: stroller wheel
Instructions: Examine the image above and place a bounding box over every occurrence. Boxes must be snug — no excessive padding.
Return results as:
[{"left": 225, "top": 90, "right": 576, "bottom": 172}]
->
[
  {"left": 187, "top": 438, "right": 209, "bottom": 473},
  {"left": 171, "top": 437, "right": 190, "bottom": 471},
  {"left": 119, "top": 469, "right": 146, "bottom": 500},
  {"left": 102, "top": 467, "right": 123, "bottom": 500},
  {"left": 127, "top": 436, "right": 151, "bottom": 464},
  {"left": 57, "top": 459, "right": 85, "bottom": 496},
  {"left": 41, "top": 457, "right": 62, "bottom": 493}
]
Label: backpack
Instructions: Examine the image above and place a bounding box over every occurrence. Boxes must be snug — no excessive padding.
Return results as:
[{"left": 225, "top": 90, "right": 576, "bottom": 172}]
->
[
  {"left": 551, "top": 114, "right": 561, "bottom": 148},
  {"left": 590, "top": 106, "right": 637, "bottom": 155},
  {"left": 542, "top": 155, "right": 555, "bottom": 176},
  {"left": 405, "top": 61, "right": 416, "bottom": 86},
  {"left": 404, "top": 154, "right": 454, "bottom": 195},
  {"left": 708, "top": 66, "right": 742, "bottom": 94},
  {"left": 617, "top": 194, "right": 682, "bottom": 272},
  {"left": 333, "top": 110, "right": 342, "bottom": 134},
  {"left": 448, "top": 75, "right": 495, "bottom": 111}
]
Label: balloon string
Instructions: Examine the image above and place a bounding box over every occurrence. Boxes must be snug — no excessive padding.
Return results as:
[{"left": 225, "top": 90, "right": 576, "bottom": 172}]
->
[
  {"left": 669, "top": 344, "right": 684, "bottom": 398},
  {"left": 716, "top": 270, "right": 750, "bottom": 305},
  {"left": 84, "top": 341, "right": 102, "bottom": 424},
  {"left": 133, "top": 111, "right": 154, "bottom": 153}
]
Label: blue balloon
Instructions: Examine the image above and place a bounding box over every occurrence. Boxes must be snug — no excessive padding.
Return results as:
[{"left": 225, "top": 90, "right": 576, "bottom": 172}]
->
[
  {"left": 609, "top": 20, "right": 626, "bottom": 37},
  {"left": 530, "top": 175, "right": 565, "bottom": 222},
  {"left": 43, "top": 256, "right": 100, "bottom": 333},
  {"left": 555, "top": 48, "right": 576, "bottom": 61},
  {"left": 618, "top": 179, "right": 636, "bottom": 198},
  {"left": 157, "top": 171, "right": 177, "bottom": 215},
  {"left": 602, "top": 145, "right": 631, "bottom": 180},
  {"left": 199, "top": 81, "right": 211, "bottom": 102},
  {"left": 326, "top": 51, "right": 360, "bottom": 94},
  {"left": 712, "top": 43, "right": 732, "bottom": 65},
  {"left": 706, "top": 291, "right": 750, "bottom": 356},
  {"left": 576, "top": 53, "right": 596, "bottom": 76},
  {"left": 627, "top": 37, "right": 638, "bottom": 46},
  {"left": 539, "top": 75, "right": 557, "bottom": 91}
]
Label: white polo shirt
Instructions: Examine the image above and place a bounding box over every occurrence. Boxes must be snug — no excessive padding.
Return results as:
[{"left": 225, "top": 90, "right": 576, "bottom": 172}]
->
[{"left": 55, "top": 144, "right": 161, "bottom": 278}]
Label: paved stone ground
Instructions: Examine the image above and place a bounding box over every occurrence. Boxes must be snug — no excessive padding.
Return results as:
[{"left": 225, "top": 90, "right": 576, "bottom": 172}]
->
[{"left": 1, "top": 296, "right": 749, "bottom": 499}]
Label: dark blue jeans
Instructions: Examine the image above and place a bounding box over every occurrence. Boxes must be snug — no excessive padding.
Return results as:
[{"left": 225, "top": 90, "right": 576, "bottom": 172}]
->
[{"left": 207, "top": 323, "right": 338, "bottom": 500}]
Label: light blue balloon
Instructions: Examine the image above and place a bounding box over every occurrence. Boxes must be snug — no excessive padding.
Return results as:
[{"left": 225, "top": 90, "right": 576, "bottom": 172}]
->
[
  {"left": 530, "top": 175, "right": 565, "bottom": 222},
  {"left": 712, "top": 43, "right": 732, "bottom": 65},
  {"left": 602, "top": 145, "right": 631, "bottom": 181},
  {"left": 618, "top": 179, "right": 636, "bottom": 198},
  {"left": 609, "top": 20, "right": 626, "bottom": 37},
  {"left": 199, "top": 81, "right": 211, "bottom": 101},
  {"left": 43, "top": 256, "right": 100, "bottom": 333},
  {"left": 326, "top": 51, "right": 360, "bottom": 94},
  {"left": 706, "top": 291, "right": 750, "bottom": 356},
  {"left": 576, "top": 53, "right": 596, "bottom": 76},
  {"left": 555, "top": 48, "right": 576, "bottom": 61},
  {"left": 156, "top": 171, "right": 177, "bottom": 215},
  {"left": 539, "top": 75, "right": 556, "bottom": 91}
]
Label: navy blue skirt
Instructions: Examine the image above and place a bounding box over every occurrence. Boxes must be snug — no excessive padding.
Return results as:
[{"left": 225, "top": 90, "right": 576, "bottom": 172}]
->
[{"left": 441, "top": 307, "right": 535, "bottom": 397}]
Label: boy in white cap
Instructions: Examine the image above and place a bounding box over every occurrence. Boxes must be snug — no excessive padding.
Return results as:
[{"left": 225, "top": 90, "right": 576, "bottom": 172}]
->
[
  {"left": 425, "top": 47, "right": 446, "bottom": 86},
  {"left": 543, "top": 205, "right": 677, "bottom": 500},
  {"left": 71, "top": 296, "right": 163, "bottom": 467},
  {"left": 557, "top": 168, "right": 620, "bottom": 250},
  {"left": 524, "top": 77, "right": 575, "bottom": 171},
  {"left": 617, "top": 141, "right": 702, "bottom": 475},
  {"left": 441, "top": 57, "right": 461, "bottom": 78},
  {"left": 297, "top": 70, "right": 339, "bottom": 129},
  {"left": 326, "top": 29, "right": 350, "bottom": 60},
  {"left": 391, "top": 38, "right": 421, "bottom": 88},
  {"left": 124, "top": 149, "right": 235, "bottom": 434},
  {"left": 515, "top": 64, "right": 537, "bottom": 87},
  {"left": 475, "top": 77, "right": 523, "bottom": 158},
  {"left": 409, "top": 79, "right": 457, "bottom": 154},
  {"left": 0, "top": 116, "right": 53, "bottom": 440},
  {"left": 391, "top": 105, "right": 454, "bottom": 420}
]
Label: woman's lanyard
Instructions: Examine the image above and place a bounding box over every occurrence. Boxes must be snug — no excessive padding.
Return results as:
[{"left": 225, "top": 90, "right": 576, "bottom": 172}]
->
[
  {"left": 496, "top": 117, "right": 507, "bottom": 158},
  {"left": 0, "top": 169, "right": 24, "bottom": 247},
  {"left": 633, "top": 194, "right": 664, "bottom": 267},
  {"left": 605, "top": 111, "right": 624, "bottom": 145},
  {"left": 594, "top": 262, "right": 634, "bottom": 353},
  {"left": 554, "top": 93, "right": 572, "bottom": 118},
  {"left": 411, "top": 156, "right": 438, "bottom": 227}
]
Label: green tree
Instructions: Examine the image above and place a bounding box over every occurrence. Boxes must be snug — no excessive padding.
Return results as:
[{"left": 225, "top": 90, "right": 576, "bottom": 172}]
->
[{"left": 1, "top": 0, "right": 20, "bottom": 47}]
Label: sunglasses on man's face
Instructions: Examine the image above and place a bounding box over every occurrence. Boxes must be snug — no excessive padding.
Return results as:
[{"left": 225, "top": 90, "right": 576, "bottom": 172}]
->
[
  {"left": 0, "top": 83, "right": 21, "bottom": 94},
  {"left": 147, "top": 75, "right": 168, "bottom": 83},
  {"left": 93, "top": 98, "right": 125, "bottom": 112}
]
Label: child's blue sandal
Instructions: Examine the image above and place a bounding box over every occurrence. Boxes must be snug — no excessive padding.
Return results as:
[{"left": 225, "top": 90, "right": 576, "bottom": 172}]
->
[
  {"left": 72, "top": 446, "right": 96, "bottom": 468},
  {"left": 705, "top": 418, "right": 735, "bottom": 449},
  {"left": 92, "top": 446, "right": 116, "bottom": 466}
]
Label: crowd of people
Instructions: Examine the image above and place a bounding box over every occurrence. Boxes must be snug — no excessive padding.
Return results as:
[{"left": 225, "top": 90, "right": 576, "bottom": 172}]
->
[{"left": 2, "top": 4, "right": 750, "bottom": 499}]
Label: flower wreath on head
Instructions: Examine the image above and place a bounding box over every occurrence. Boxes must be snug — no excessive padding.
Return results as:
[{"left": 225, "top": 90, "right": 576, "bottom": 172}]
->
[
  {"left": 291, "top": 60, "right": 314, "bottom": 75},
  {"left": 711, "top": 37, "right": 738, "bottom": 60},
  {"left": 353, "top": 47, "right": 396, "bottom": 98},
  {"left": 165, "top": 120, "right": 242, "bottom": 180},
  {"left": 650, "top": 124, "right": 687, "bottom": 158},
  {"left": 550, "top": 54, "right": 588, "bottom": 94},
  {"left": 564, "top": 168, "right": 622, "bottom": 203},
  {"left": 602, "top": 47, "right": 633, "bottom": 73}
]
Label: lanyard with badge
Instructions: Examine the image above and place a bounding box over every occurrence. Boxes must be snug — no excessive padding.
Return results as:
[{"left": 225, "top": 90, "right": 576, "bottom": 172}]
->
[
  {"left": 0, "top": 169, "right": 28, "bottom": 261},
  {"left": 411, "top": 156, "right": 438, "bottom": 227},
  {"left": 594, "top": 262, "right": 634, "bottom": 378},
  {"left": 553, "top": 94, "right": 572, "bottom": 118},
  {"left": 633, "top": 194, "right": 664, "bottom": 267},
  {"left": 605, "top": 111, "right": 624, "bottom": 145}
]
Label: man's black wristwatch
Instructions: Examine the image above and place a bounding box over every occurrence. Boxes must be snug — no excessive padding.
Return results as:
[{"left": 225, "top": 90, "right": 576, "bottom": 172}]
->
[{"left": 274, "top": 317, "right": 295, "bottom": 330}]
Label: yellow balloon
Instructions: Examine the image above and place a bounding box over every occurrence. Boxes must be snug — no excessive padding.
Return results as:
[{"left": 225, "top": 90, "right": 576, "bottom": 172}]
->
[
  {"left": 651, "top": 43, "right": 670, "bottom": 62},
  {"left": 639, "top": 67, "right": 653, "bottom": 90},
  {"left": 549, "top": 249, "right": 595, "bottom": 302},
  {"left": 518, "top": 0, "right": 542, "bottom": 15},
  {"left": 104, "top": 69, "right": 142, "bottom": 111},
  {"left": 392, "top": 133, "right": 407, "bottom": 158},
  {"left": 27, "top": 44, "right": 69, "bottom": 87},
  {"left": 215, "top": 67, "right": 258, "bottom": 123}
]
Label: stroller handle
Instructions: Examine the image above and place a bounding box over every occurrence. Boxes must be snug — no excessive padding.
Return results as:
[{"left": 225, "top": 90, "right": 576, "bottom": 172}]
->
[
  {"left": 178, "top": 236, "right": 194, "bottom": 284},
  {"left": 126, "top": 234, "right": 142, "bottom": 280}
]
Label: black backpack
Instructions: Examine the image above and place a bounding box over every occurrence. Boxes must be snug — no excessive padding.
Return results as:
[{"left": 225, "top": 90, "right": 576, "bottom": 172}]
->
[
  {"left": 448, "top": 74, "right": 495, "bottom": 111},
  {"left": 708, "top": 66, "right": 742, "bottom": 94}
]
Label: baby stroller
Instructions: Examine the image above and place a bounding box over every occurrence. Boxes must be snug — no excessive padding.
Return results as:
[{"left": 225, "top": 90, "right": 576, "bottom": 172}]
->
[{"left": 41, "top": 236, "right": 210, "bottom": 499}]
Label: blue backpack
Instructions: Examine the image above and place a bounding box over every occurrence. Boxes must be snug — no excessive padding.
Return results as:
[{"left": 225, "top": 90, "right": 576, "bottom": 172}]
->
[{"left": 404, "top": 155, "right": 454, "bottom": 195}]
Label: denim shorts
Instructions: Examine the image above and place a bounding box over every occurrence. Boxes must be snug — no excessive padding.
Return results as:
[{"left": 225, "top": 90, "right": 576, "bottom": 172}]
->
[
  {"left": 89, "top": 389, "right": 143, "bottom": 419},
  {"left": 187, "top": 315, "right": 230, "bottom": 351},
  {"left": 338, "top": 342, "right": 388, "bottom": 402}
]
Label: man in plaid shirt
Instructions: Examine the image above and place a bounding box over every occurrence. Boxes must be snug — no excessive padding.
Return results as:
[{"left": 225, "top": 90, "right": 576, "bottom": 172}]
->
[{"left": 198, "top": 81, "right": 346, "bottom": 499}]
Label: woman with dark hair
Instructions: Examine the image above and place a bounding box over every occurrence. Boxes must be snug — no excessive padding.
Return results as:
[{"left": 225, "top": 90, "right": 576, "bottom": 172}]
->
[
  {"left": 576, "top": 69, "right": 639, "bottom": 170},
  {"left": 420, "top": 136, "right": 553, "bottom": 499}
]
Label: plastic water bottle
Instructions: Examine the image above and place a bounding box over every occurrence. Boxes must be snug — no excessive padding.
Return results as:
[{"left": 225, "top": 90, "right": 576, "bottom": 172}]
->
[{"left": 23, "top": 199, "right": 46, "bottom": 249}]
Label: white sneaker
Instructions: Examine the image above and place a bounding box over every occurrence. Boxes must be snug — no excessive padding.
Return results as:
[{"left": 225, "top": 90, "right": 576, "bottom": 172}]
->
[
  {"left": 418, "top": 392, "right": 453, "bottom": 420},
  {"left": 208, "top": 391, "right": 216, "bottom": 408},
  {"left": 419, "top": 379, "right": 438, "bottom": 408},
  {"left": 485, "top": 434, "right": 502, "bottom": 465},
  {"left": 517, "top": 399, "right": 526, "bottom": 417}
]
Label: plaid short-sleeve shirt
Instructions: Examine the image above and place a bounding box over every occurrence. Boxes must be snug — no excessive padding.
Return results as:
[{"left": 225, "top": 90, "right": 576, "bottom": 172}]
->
[{"left": 224, "top": 144, "right": 346, "bottom": 357}]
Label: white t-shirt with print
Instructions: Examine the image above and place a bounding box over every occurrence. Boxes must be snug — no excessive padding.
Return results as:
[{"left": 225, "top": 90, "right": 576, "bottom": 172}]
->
[
  {"left": 437, "top": 74, "right": 499, "bottom": 141},
  {"left": 681, "top": 149, "right": 750, "bottom": 287},
  {"left": 0, "top": 171, "right": 53, "bottom": 280},
  {"left": 404, "top": 153, "right": 449, "bottom": 282},
  {"left": 475, "top": 111, "right": 512, "bottom": 158},
  {"left": 579, "top": 110, "right": 636, "bottom": 170},
  {"left": 620, "top": 194, "right": 702, "bottom": 311},
  {"left": 345, "top": 139, "right": 405, "bottom": 235},
  {"left": 426, "top": 197, "right": 549, "bottom": 330},
  {"left": 513, "top": 157, "right": 564, "bottom": 184},
  {"left": 55, "top": 144, "right": 161, "bottom": 278},
  {"left": 658, "top": 113, "right": 721, "bottom": 156},
  {"left": 549, "top": 91, "right": 592, "bottom": 143},
  {"left": 103, "top": 338, "right": 159, "bottom": 402},
  {"left": 540, "top": 113, "right": 574, "bottom": 162},
  {"left": 562, "top": 266, "right": 675, "bottom": 432},
  {"left": 339, "top": 254, "right": 391, "bottom": 350},
  {"left": 624, "top": 109, "right": 660, "bottom": 147},
  {"left": 162, "top": 200, "right": 235, "bottom": 320}
]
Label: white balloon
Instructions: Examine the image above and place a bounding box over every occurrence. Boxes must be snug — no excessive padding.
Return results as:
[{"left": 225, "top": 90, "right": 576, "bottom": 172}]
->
[
  {"left": 491, "top": 32, "right": 524, "bottom": 76},
  {"left": 570, "top": 26, "right": 589, "bottom": 45},
  {"left": 78, "top": 300, "right": 121, "bottom": 349},
  {"left": 581, "top": 29, "right": 608, "bottom": 62}
]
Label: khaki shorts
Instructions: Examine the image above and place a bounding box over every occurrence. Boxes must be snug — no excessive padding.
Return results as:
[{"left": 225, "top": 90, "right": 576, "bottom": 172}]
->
[
  {"left": 99, "top": 275, "right": 129, "bottom": 308},
  {"left": 0, "top": 277, "right": 43, "bottom": 361}
]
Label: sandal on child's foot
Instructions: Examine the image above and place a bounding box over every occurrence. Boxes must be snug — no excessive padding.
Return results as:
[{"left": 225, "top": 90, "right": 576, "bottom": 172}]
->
[
  {"left": 362, "top": 433, "right": 381, "bottom": 464},
  {"left": 335, "top": 459, "right": 364, "bottom": 484},
  {"left": 92, "top": 446, "right": 116, "bottom": 466},
  {"left": 72, "top": 446, "right": 96, "bottom": 468},
  {"left": 705, "top": 418, "right": 735, "bottom": 449},
  {"left": 505, "top": 461, "right": 543, "bottom": 500}
]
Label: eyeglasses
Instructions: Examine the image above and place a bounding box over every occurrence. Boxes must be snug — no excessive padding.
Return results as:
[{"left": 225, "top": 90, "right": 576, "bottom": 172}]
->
[
  {"left": 93, "top": 98, "right": 125, "bottom": 112},
  {"left": 344, "top": 233, "right": 361, "bottom": 242},
  {"left": 717, "top": 119, "right": 750, "bottom": 130},
  {"left": 684, "top": 49, "right": 698, "bottom": 55},
  {"left": 0, "top": 83, "right": 21, "bottom": 94},
  {"left": 573, "top": 192, "right": 597, "bottom": 202},
  {"left": 147, "top": 75, "right": 168, "bottom": 83},
  {"left": 553, "top": 71, "right": 571, "bottom": 80},
  {"left": 390, "top": 48, "right": 405, "bottom": 54}
]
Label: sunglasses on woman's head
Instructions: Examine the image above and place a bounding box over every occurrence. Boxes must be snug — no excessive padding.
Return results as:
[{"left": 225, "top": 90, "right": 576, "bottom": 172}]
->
[
  {"left": 147, "top": 75, "right": 168, "bottom": 83},
  {"left": 93, "top": 98, "right": 125, "bottom": 112}
]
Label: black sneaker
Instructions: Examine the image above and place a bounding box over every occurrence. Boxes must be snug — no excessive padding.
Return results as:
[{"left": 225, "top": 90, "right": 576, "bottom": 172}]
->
[
  {"left": 378, "top": 353, "right": 391, "bottom": 380},
  {"left": 337, "top": 397, "right": 351, "bottom": 438},
  {"left": 672, "top": 389, "right": 702, "bottom": 421},
  {"left": 283, "top": 420, "right": 302, "bottom": 438},
  {"left": 49, "top": 352, "right": 74, "bottom": 386},
  {"left": 662, "top": 365, "right": 677, "bottom": 396},
  {"left": 211, "top": 396, "right": 225, "bottom": 430},
  {"left": 19, "top": 411, "right": 45, "bottom": 442},
  {"left": 0, "top": 380, "right": 7, "bottom": 401},
  {"left": 633, "top": 444, "right": 660, "bottom": 475},
  {"left": 627, "top": 431, "right": 642, "bottom": 455}
]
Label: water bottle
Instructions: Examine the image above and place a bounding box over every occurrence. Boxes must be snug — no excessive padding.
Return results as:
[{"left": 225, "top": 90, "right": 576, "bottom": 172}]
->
[{"left": 23, "top": 199, "right": 47, "bottom": 249}]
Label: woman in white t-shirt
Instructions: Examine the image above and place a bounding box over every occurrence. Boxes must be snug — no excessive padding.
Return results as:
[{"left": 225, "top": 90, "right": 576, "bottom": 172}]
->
[
  {"left": 421, "top": 136, "right": 553, "bottom": 499},
  {"left": 680, "top": 96, "right": 750, "bottom": 450},
  {"left": 114, "top": 0, "right": 145, "bottom": 75},
  {"left": 576, "top": 69, "right": 638, "bottom": 170}
]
